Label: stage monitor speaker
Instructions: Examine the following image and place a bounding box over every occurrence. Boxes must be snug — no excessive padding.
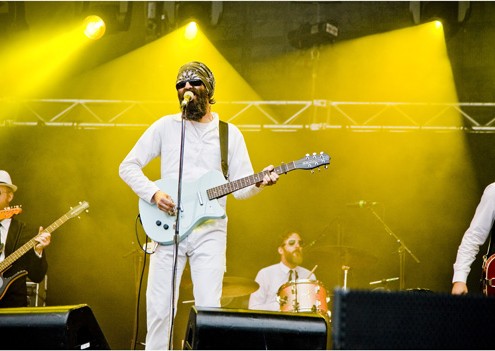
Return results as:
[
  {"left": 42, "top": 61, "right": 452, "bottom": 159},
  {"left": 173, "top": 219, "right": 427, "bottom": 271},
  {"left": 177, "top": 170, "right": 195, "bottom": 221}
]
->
[
  {"left": 332, "top": 288, "right": 495, "bottom": 350},
  {"left": 183, "top": 306, "right": 329, "bottom": 350},
  {"left": 0, "top": 304, "right": 110, "bottom": 350}
]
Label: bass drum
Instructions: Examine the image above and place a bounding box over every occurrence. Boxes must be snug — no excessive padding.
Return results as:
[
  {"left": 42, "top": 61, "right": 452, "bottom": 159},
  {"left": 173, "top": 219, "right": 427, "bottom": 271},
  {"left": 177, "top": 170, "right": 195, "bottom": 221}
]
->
[{"left": 277, "top": 279, "right": 330, "bottom": 318}]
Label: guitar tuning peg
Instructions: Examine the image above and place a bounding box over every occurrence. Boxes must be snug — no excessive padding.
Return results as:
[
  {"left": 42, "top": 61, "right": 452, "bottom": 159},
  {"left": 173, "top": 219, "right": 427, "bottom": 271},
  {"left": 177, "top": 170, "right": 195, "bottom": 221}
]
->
[
  {"left": 311, "top": 169, "right": 315, "bottom": 174},
  {"left": 305, "top": 153, "right": 310, "bottom": 158},
  {"left": 312, "top": 152, "right": 317, "bottom": 156}
]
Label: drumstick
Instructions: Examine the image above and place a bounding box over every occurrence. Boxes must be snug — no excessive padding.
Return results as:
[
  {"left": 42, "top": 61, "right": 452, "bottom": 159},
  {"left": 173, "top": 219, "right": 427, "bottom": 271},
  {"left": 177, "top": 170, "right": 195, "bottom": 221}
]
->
[{"left": 306, "top": 265, "right": 318, "bottom": 279}]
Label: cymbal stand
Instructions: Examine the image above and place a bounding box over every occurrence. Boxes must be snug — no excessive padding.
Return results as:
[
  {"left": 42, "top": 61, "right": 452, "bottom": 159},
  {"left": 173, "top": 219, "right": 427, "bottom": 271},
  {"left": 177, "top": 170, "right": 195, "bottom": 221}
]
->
[
  {"left": 342, "top": 265, "right": 350, "bottom": 289},
  {"left": 366, "top": 206, "right": 420, "bottom": 290}
]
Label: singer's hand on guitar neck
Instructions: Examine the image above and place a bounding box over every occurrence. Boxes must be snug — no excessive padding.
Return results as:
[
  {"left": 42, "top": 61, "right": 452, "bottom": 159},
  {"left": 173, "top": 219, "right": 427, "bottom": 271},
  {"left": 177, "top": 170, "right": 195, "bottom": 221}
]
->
[
  {"left": 256, "top": 165, "right": 279, "bottom": 188},
  {"left": 153, "top": 190, "right": 177, "bottom": 216}
]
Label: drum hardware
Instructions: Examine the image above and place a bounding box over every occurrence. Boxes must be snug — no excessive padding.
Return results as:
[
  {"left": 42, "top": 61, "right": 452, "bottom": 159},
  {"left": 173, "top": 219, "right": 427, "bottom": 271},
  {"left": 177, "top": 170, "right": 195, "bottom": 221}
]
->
[
  {"left": 306, "top": 245, "right": 377, "bottom": 289},
  {"left": 363, "top": 204, "right": 420, "bottom": 290},
  {"left": 342, "top": 265, "right": 350, "bottom": 290},
  {"left": 306, "top": 245, "right": 377, "bottom": 269},
  {"left": 369, "top": 277, "right": 399, "bottom": 286},
  {"left": 181, "top": 276, "right": 260, "bottom": 304}
]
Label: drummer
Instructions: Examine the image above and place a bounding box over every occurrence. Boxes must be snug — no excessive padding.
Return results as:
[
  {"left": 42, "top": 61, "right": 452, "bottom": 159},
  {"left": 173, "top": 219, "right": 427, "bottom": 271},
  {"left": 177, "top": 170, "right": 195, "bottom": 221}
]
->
[{"left": 248, "top": 231, "right": 316, "bottom": 311}]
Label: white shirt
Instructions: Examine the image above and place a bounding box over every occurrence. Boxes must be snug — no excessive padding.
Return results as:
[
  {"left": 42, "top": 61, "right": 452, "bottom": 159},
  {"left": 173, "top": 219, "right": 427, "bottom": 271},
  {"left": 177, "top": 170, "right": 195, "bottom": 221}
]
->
[
  {"left": 453, "top": 182, "right": 495, "bottom": 283},
  {"left": 248, "top": 262, "right": 316, "bottom": 311},
  {"left": 119, "top": 112, "right": 261, "bottom": 206},
  {"left": 0, "top": 218, "right": 10, "bottom": 261}
]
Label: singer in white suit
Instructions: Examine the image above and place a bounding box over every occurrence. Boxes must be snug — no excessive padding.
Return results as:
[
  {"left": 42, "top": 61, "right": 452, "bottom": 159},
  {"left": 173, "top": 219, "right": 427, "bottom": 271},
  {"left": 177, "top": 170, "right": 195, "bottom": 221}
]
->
[{"left": 119, "top": 61, "right": 279, "bottom": 350}]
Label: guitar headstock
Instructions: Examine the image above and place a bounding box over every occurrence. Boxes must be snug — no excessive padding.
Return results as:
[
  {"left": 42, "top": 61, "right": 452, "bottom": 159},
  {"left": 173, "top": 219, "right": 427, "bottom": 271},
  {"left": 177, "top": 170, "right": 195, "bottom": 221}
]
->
[
  {"left": 294, "top": 152, "right": 330, "bottom": 171},
  {"left": 0, "top": 206, "right": 22, "bottom": 220},
  {"left": 68, "top": 201, "right": 90, "bottom": 218}
]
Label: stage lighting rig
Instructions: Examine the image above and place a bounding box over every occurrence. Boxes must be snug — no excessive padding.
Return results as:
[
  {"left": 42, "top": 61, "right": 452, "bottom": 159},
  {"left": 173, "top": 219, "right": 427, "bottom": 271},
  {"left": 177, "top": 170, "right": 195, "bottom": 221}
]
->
[
  {"left": 79, "top": 1, "right": 132, "bottom": 37},
  {"left": 288, "top": 21, "right": 338, "bottom": 49}
]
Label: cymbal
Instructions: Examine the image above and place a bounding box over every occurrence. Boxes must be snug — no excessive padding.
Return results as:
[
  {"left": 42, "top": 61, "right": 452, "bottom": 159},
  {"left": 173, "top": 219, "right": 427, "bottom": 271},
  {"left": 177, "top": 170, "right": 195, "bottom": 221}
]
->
[
  {"left": 181, "top": 275, "right": 259, "bottom": 298},
  {"left": 306, "top": 245, "right": 377, "bottom": 269},
  {"left": 222, "top": 276, "right": 259, "bottom": 298}
]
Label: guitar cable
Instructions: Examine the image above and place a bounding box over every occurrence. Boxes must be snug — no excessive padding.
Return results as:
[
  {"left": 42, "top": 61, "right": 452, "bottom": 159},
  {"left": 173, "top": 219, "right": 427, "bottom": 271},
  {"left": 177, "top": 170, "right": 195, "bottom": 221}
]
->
[{"left": 130, "top": 214, "right": 152, "bottom": 350}]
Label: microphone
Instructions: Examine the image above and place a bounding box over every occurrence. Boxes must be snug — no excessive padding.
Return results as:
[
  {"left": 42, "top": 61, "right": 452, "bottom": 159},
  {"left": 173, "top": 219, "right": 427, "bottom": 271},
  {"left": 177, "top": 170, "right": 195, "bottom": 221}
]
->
[
  {"left": 346, "top": 200, "right": 378, "bottom": 208},
  {"left": 181, "top": 91, "right": 194, "bottom": 107}
]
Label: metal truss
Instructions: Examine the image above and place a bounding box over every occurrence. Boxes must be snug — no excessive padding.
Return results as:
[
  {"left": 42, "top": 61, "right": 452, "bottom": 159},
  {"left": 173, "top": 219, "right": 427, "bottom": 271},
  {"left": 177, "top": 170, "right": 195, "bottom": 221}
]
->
[{"left": 2, "top": 98, "right": 495, "bottom": 133}]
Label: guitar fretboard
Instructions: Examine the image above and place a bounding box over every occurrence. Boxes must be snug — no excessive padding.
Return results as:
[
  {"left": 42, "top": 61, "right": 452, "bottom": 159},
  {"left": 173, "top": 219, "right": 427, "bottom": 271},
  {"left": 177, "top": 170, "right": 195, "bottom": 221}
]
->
[
  {"left": 207, "top": 162, "right": 296, "bottom": 200},
  {"left": 0, "top": 213, "right": 71, "bottom": 273}
]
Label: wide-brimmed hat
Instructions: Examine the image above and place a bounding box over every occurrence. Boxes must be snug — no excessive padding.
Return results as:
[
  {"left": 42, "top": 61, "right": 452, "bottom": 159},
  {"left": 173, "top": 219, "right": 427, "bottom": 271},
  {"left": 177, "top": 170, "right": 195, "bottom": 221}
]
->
[{"left": 0, "top": 170, "right": 17, "bottom": 192}]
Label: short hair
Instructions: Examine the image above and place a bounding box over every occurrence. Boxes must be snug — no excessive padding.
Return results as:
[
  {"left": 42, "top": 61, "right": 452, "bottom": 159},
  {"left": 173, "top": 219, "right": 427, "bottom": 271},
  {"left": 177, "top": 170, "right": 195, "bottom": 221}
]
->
[{"left": 278, "top": 230, "right": 301, "bottom": 247}]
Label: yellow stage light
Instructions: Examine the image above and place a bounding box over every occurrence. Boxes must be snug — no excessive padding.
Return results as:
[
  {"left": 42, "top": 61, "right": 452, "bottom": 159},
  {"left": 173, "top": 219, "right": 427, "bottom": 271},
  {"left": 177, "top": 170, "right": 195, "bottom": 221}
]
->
[
  {"left": 185, "top": 21, "right": 198, "bottom": 40},
  {"left": 434, "top": 20, "right": 443, "bottom": 29},
  {"left": 83, "top": 15, "right": 106, "bottom": 40}
]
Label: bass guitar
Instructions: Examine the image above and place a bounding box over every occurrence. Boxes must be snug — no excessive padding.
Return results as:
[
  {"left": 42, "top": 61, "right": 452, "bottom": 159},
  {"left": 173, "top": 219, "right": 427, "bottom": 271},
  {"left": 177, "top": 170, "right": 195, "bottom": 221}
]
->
[
  {"left": 139, "top": 152, "right": 330, "bottom": 245},
  {"left": 0, "top": 201, "right": 89, "bottom": 301},
  {"left": 482, "top": 253, "right": 495, "bottom": 297}
]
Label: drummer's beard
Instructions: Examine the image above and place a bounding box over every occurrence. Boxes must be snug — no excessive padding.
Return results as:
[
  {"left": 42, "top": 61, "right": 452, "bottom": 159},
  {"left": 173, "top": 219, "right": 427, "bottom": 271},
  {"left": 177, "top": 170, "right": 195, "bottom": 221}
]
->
[{"left": 287, "top": 250, "right": 303, "bottom": 266}]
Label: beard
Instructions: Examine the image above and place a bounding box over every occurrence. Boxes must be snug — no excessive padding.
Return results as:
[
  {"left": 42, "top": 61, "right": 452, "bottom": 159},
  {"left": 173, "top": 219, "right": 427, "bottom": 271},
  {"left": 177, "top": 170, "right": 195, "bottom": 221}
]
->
[
  {"left": 179, "top": 88, "right": 209, "bottom": 121},
  {"left": 286, "top": 250, "right": 304, "bottom": 266}
]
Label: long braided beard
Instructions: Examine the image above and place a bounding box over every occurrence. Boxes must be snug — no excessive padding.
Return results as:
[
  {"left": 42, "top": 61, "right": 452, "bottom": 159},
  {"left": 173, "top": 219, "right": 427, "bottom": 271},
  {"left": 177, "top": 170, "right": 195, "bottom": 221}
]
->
[{"left": 180, "top": 89, "right": 209, "bottom": 121}]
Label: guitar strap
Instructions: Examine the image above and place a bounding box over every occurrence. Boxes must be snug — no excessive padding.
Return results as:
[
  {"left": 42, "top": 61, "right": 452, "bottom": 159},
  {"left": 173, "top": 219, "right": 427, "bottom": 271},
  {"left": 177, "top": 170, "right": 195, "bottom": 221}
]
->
[{"left": 219, "top": 120, "right": 229, "bottom": 180}]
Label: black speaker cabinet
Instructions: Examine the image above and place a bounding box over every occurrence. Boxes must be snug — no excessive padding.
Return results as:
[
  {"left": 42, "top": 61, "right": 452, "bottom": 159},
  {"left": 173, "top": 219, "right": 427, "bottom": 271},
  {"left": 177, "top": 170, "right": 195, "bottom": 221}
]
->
[
  {"left": 0, "top": 304, "right": 110, "bottom": 350},
  {"left": 183, "top": 306, "right": 329, "bottom": 350},
  {"left": 332, "top": 288, "right": 495, "bottom": 350}
]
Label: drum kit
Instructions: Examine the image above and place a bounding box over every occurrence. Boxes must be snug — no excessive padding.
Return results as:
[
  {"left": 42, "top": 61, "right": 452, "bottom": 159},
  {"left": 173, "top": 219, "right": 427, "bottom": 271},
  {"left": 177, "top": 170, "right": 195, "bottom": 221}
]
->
[
  {"left": 274, "top": 245, "right": 378, "bottom": 319},
  {"left": 180, "top": 244, "right": 378, "bottom": 320}
]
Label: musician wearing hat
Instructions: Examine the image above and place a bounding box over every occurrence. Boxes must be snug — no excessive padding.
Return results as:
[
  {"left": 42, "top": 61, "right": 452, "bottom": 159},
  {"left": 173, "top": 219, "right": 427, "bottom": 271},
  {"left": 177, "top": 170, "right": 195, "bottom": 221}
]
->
[
  {"left": 248, "top": 231, "right": 316, "bottom": 311},
  {"left": 0, "top": 170, "right": 51, "bottom": 307},
  {"left": 119, "top": 61, "right": 279, "bottom": 350}
]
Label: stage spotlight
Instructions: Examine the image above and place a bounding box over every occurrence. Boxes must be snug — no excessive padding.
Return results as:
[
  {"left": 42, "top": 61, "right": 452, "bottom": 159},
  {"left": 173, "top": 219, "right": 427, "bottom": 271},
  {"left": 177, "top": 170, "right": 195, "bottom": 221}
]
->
[
  {"left": 185, "top": 21, "right": 198, "bottom": 40},
  {"left": 409, "top": 1, "right": 470, "bottom": 38},
  {"left": 79, "top": 2, "right": 132, "bottom": 36},
  {"left": 175, "top": 1, "right": 223, "bottom": 28},
  {"left": 83, "top": 15, "right": 106, "bottom": 40}
]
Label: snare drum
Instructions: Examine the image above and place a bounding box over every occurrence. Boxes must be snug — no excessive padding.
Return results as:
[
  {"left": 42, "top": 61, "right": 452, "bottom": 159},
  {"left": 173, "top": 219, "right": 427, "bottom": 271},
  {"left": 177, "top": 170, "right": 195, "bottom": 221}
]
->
[{"left": 277, "top": 279, "right": 330, "bottom": 316}]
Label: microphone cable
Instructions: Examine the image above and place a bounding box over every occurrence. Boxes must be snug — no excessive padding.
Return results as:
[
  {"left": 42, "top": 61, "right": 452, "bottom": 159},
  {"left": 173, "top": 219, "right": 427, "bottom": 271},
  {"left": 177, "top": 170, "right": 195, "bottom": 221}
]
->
[{"left": 130, "top": 214, "right": 154, "bottom": 350}]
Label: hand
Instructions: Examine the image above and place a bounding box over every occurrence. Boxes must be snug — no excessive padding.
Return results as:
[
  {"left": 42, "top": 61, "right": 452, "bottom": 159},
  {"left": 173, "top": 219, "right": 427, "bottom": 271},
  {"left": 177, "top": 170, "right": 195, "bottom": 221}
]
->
[
  {"left": 452, "top": 281, "right": 468, "bottom": 295},
  {"left": 256, "top": 165, "right": 279, "bottom": 188},
  {"left": 34, "top": 227, "right": 51, "bottom": 255},
  {"left": 153, "top": 190, "right": 177, "bottom": 215}
]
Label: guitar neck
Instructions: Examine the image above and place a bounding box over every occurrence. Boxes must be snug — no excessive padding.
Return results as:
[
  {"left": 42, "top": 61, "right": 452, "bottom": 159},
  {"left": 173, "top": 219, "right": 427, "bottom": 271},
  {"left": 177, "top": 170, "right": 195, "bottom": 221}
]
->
[
  {"left": 207, "top": 162, "right": 296, "bottom": 200},
  {"left": 0, "top": 213, "right": 71, "bottom": 273}
]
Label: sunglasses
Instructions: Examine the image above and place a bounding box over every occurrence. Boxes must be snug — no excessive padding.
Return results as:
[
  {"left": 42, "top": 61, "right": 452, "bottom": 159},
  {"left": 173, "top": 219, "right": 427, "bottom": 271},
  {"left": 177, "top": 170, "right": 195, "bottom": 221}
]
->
[
  {"left": 285, "top": 239, "right": 304, "bottom": 247},
  {"left": 176, "top": 79, "right": 203, "bottom": 90}
]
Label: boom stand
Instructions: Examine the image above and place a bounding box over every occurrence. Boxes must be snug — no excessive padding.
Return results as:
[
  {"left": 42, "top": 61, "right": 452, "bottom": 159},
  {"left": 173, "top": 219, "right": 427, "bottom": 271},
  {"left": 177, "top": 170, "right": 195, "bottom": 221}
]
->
[{"left": 366, "top": 206, "right": 420, "bottom": 290}]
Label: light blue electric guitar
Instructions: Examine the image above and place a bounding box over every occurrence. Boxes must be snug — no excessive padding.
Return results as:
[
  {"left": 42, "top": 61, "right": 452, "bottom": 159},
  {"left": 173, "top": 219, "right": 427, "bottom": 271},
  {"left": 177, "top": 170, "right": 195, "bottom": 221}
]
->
[{"left": 139, "top": 152, "right": 331, "bottom": 245}]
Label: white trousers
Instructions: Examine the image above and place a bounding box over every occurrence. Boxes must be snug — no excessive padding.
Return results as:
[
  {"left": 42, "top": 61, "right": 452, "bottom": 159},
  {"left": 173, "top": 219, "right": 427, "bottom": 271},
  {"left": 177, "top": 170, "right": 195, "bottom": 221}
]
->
[{"left": 145, "top": 220, "right": 227, "bottom": 350}]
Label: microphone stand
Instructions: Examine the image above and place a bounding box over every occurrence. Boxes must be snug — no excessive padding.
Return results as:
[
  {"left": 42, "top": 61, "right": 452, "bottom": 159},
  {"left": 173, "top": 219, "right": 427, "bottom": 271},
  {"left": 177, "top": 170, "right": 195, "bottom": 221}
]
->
[
  {"left": 366, "top": 205, "right": 420, "bottom": 290},
  {"left": 167, "top": 103, "right": 188, "bottom": 350}
]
